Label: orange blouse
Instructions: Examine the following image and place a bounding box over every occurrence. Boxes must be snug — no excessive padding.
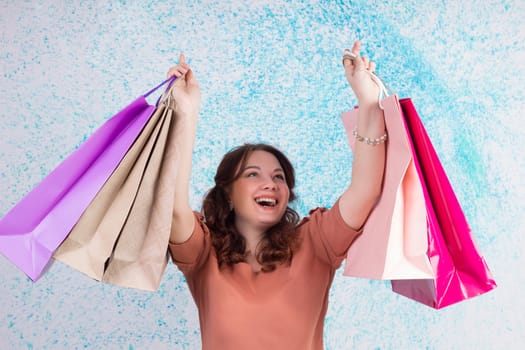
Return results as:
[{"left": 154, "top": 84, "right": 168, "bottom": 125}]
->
[{"left": 168, "top": 200, "right": 361, "bottom": 350}]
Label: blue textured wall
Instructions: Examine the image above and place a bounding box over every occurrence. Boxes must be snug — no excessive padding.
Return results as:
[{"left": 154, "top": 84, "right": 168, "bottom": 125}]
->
[{"left": 1, "top": 0, "right": 523, "bottom": 349}]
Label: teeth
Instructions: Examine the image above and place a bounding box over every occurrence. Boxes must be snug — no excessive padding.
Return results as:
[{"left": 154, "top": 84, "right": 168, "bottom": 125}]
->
[{"left": 255, "top": 197, "right": 277, "bottom": 206}]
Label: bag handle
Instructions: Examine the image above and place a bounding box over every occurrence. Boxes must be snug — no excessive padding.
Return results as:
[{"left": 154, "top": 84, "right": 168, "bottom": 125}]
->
[
  {"left": 369, "top": 72, "right": 394, "bottom": 110},
  {"left": 143, "top": 76, "right": 177, "bottom": 98},
  {"left": 143, "top": 76, "right": 181, "bottom": 107}
]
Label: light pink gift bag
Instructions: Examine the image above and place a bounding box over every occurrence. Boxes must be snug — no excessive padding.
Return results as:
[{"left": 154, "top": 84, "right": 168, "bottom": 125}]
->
[{"left": 342, "top": 93, "right": 434, "bottom": 280}]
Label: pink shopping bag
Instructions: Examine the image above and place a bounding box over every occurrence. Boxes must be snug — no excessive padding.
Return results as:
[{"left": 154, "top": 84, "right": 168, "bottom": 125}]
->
[
  {"left": 390, "top": 98, "right": 497, "bottom": 309},
  {"left": 342, "top": 94, "right": 434, "bottom": 280},
  {"left": 0, "top": 77, "right": 175, "bottom": 281}
]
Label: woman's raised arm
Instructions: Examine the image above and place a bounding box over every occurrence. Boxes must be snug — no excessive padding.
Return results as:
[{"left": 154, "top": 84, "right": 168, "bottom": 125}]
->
[
  {"left": 166, "top": 54, "right": 201, "bottom": 243},
  {"left": 338, "top": 41, "right": 386, "bottom": 231}
]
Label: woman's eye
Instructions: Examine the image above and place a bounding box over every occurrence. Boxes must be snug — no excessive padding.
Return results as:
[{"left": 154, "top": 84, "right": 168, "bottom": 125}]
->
[
  {"left": 246, "top": 172, "right": 258, "bottom": 177},
  {"left": 274, "top": 174, "right": 285, "bottom": 181}
]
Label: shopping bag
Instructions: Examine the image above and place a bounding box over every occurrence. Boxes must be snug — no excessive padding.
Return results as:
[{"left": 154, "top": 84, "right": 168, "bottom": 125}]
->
[
  {"left": 342, "top": 93, "right": 434, "bottom": 280},
  {"left": 390, "top": 98, "right": 497, "bottom": 309},
  {"left": 0, "top": 77, "right": 175, "bottom": 281},
  {"left": 54, "top": 88, "right": 179, "bottom": 291}
]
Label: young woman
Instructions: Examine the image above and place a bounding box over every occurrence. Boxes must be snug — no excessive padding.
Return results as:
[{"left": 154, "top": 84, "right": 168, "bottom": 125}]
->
[{"left": 166, "top": 40, "right": 386, "bottom": 350}]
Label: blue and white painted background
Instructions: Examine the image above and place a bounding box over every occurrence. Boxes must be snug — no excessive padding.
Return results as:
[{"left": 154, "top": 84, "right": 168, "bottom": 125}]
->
[{"left": 1, "top": 1, "right": 523, "bottom": 349}]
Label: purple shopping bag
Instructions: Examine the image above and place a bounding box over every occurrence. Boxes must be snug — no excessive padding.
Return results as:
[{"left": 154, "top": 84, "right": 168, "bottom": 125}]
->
[
  {"left": 0, "top": 77, "right": 175, "bottom": 281},
  {"left": 391, "top": 98, "right": 497, "bottom": 309}
]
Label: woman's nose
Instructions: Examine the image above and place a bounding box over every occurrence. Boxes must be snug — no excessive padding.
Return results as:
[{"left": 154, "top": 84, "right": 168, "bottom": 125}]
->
[{"left": 262, "top": 177, "right": 277, "bottom": 190}]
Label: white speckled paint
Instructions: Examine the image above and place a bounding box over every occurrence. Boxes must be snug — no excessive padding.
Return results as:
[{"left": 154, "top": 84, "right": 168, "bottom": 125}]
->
[{"left": 1, "top": 0, "right": 523, "bottom": 349}]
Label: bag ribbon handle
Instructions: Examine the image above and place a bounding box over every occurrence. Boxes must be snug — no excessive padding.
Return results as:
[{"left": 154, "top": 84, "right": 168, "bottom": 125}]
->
[{"left": 143, "top": 76, "right": 179, "bottom": 107}]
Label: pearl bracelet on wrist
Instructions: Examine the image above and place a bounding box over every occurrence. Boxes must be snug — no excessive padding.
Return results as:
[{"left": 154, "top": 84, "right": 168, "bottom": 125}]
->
[{"left": 352, "top": 128, "right": 388, "bottom": 146}]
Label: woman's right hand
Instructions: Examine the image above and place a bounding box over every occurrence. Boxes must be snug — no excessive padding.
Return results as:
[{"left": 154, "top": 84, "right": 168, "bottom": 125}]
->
[
  {"left": 166, "top": 54, "right": 201, "bottom": 244},
  {"left": 166, "top": 54, "right": 201, "bottom": 116}
]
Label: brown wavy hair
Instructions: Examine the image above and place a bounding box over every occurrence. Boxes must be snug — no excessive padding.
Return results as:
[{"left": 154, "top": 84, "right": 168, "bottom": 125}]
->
[{"left": 202, "top": 143, "right": 301, "bottom": 272}]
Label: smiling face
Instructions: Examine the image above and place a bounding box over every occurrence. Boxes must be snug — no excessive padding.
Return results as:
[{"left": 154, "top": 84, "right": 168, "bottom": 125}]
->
[{"left": 229, "top": 150, "right": 290, "bottom": 235}]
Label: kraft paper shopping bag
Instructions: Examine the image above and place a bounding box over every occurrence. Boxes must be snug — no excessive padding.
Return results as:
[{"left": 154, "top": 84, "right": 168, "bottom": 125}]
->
[
  {"left": 54, "top": 86, "right": 180, "bottom": 291},
  {"left": 0, "top": 77, "right": 175, "bottom": 281}
]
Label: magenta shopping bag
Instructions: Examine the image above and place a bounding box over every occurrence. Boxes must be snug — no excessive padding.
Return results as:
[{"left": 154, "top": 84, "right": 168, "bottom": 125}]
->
[
  {"left": 391, "top": 98, "right": 497, "bottom": 309},
  {"left": 0, "top": 77, "right": 175, "bottom": 281}
]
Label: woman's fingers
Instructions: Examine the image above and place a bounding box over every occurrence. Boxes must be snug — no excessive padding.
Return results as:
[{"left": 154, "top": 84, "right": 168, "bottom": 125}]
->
[
  {"left": 351, "top": 40, "right": 360, "bottom": 56},
  {"left": 167, "top": 54, "right": 190, "bottom": 78},
  {"left": 369, "top": 61, "right": 376, "bottom": 73},
  {"left": 344, "top": 41, "right": 367, "bottom": 72},
  {"left": 185, "top": 69, "right": 198, "bottom": 86},
  {"left": 167, "top": 67, "right": 186, "bottom": 78},
  {"left": 167, "top": 66, "right": 189, "bottom": 78},
  {"left": 344, "top": 41, "right": 376, "bottom": 74}
]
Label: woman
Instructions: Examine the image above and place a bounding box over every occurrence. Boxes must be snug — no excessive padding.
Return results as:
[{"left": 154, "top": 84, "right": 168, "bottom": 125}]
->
[{"left": 166, "top": 40, "right": 386, "bottom": 350}]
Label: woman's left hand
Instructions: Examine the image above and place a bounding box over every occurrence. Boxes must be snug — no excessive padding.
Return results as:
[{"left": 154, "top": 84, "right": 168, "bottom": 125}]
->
[{"left": 343, "top": 41, "right": 380, "bottom": 107}]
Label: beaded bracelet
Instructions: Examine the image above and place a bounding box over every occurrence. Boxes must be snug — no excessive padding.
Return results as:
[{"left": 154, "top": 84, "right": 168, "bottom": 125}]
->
[{"left": 352, "top": 128, "right": 388, "bottom": 146}]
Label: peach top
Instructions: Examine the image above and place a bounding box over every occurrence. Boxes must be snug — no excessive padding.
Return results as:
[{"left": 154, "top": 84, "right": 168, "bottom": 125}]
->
[{"left": 169, "top": 200, "right": 360, "bottom": 350}]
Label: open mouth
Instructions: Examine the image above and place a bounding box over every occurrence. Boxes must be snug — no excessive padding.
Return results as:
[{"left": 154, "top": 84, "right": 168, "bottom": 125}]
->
[{"left": 255, "top": 197, "right": 278, "bottom": 207}]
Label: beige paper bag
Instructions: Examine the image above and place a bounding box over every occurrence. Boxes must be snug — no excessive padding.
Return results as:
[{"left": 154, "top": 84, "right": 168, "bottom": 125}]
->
[{"left": 54, "top": 97, "right": 179, "bottom": 291}]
